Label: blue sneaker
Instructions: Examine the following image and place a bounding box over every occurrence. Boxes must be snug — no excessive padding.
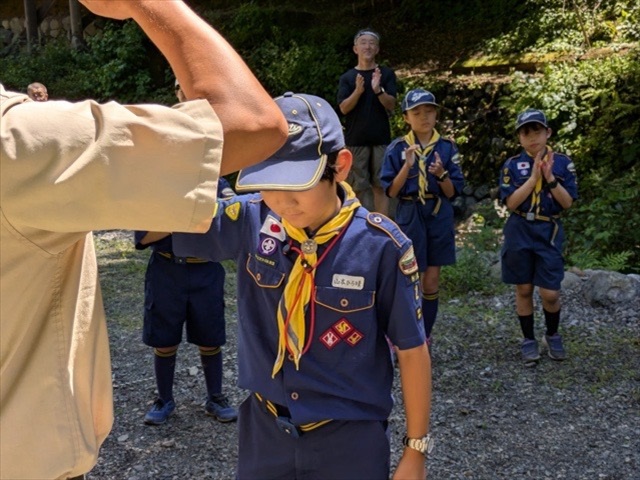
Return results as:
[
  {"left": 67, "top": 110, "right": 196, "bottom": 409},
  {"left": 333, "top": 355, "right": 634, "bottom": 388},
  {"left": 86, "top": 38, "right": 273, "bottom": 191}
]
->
[
  {"left": 144, "top": 398, "right": 175, "bottom": 425},
  {"left": 520, "top": 338, "right": 540, "bottom": 365},
  {"left": 205, "top": 393, "right": 238, "bottom": 423},
  {"left": 542, "top": 334, "right": 567, "bottom": 361}
]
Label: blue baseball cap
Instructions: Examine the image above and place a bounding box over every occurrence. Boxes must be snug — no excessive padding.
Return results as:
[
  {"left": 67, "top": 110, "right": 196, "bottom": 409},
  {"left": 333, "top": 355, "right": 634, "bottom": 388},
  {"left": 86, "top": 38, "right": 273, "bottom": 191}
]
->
[
  {"left": 235, "top": 92, "right": 345, "bottom": 192},
  {"left": 401, "top": 89, "right": 439, "bottom": 112},
  {"left": 515, "top": 108, "right": 548, "bottom": 131}
]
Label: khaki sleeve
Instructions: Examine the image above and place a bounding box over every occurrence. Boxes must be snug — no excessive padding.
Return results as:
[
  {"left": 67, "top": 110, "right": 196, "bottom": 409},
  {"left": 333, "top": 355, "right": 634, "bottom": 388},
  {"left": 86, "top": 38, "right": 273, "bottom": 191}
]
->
[{"left": 1, "top": 97, "right": 222, "bottom": 239}]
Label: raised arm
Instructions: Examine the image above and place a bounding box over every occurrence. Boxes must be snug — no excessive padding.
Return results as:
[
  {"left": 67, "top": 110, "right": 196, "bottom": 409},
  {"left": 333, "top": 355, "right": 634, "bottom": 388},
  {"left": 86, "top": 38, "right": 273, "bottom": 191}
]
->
[{"left": 79, "top": 0, "right": 287, "bottom": 175}]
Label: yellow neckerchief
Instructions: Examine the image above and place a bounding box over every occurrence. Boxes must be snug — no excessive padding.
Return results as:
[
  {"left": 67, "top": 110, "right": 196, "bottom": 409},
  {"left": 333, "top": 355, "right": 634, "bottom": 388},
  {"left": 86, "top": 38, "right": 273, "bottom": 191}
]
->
[
  {"left": 526, "top": 147, "right": 552, "bottom": 216},
  {"left": 404, "top": 129, "right": 441, "bottom": 203},
  {"left": 272, "top": 182, "right": 361, "bottom": 377}
]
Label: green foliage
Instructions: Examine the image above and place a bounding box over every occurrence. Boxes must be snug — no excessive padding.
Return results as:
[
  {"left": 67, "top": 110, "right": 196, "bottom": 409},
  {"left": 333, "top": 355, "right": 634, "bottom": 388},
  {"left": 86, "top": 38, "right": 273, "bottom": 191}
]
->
[
  {"left": 481, "top": 0, "right": 640, "bottom": 55},
  {"left": 441, "top": 248, "right": 503, "bottom": 297},
  {"left": 563, "top": 169, "right": 639, "bottom": 272},
  {"left": 0, "top": 20, "right": 174, "bottom": 103},
  {"left": 84, "top": 21, "right": 161, "bottom": 103},
  {"left": 245, "top": 39, "right": 347, "bottom": 101}
]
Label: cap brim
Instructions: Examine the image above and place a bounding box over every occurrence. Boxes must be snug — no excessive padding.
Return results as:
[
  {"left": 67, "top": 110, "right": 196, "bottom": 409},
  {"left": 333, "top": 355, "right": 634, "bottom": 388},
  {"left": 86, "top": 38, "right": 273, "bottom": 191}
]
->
[
  {"left": 515, "top": 120, "right": 547, "bottom": 131},
  {"left": 404, "top": 101, "right": 440, "bottom": 112},
  {"left": 235, "top": 155, "right": 327, "bottom": 192}
]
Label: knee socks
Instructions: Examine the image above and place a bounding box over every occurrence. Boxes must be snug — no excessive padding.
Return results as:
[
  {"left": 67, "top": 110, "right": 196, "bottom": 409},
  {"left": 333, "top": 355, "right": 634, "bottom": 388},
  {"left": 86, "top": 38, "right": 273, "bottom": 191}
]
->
[
  {"left": 518, "top": 314, "right": 535, "bottom": 340},
  {"left": 200, "top": 346, "right": 222, "bottom": 397},
  {"left": 544, "top": 309, "right": 560, "bottom": 337},
  {"left": 422, "top": 291, "right": 439, "bottom": 339},
  {"left": 153, "top": 348, "right": 177, "bottom": 402}
]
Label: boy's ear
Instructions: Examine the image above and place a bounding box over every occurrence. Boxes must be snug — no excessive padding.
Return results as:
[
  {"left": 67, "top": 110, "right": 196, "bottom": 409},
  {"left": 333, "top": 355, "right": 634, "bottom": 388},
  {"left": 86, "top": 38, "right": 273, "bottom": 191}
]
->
[
  {"left": 335, "top": 149, "right": 353, "bottom": 182},
  {"left": 546, "top": 128, "right": 553, "bottom": 138}
]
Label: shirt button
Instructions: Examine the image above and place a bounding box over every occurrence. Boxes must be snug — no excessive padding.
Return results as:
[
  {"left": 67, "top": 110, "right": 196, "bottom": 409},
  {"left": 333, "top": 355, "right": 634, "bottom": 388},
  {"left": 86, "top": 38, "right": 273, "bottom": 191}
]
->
[
  {"left": 256, "top": 273, "right": 262, "bottom": 281},
  {"left": 291, "top": 392, "right": 299, "bottom": 401},
  {"left": 340, "top": 298, "right": 349, "bottom": 307},
  {"left": 288, "top": 354, "right": 294, "bottom": 361}
]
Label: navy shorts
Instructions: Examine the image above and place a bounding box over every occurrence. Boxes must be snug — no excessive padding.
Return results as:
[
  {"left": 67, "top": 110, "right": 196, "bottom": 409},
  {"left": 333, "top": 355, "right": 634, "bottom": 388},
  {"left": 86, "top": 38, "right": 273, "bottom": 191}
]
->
[
  {"left": 142, "top": 252, "right": 226, "bottom": 348},
  {"left": 237, "top": 395, "right": 390, "bottom": 479},
  {"left": 395, "top": 198, "right": 456, "bottom": 271},
  {"left": 501, "top": 215, "right": 565, "bottom": 290}
]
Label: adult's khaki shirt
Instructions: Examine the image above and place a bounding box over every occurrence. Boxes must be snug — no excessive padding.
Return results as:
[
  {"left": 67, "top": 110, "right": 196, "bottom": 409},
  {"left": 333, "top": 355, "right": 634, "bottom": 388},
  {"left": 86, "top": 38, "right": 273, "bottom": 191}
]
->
[{"left": 0, "top": 84, "right": 222, "bottom": 479}]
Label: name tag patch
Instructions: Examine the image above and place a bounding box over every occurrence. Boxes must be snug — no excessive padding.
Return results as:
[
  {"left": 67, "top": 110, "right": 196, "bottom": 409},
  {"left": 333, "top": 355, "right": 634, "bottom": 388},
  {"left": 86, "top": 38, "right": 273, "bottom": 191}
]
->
[{"left": 332, "top": 274, "right": 365, "bottom": 290}]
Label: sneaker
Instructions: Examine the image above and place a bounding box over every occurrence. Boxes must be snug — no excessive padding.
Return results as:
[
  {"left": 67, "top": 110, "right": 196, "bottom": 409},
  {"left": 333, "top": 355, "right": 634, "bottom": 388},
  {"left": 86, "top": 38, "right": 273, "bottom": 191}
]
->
[
  {"left": 144, "top": 398, "right": 175, "bottom": 425},
  {"left": 520, "top": 338, "right": 540, "bottom": 364},
  {"left": 542, "top": 334, "right": 567, "bottom": 361},
  {"left": 205, "top": 393, "right": 238, "bottom": 423}
]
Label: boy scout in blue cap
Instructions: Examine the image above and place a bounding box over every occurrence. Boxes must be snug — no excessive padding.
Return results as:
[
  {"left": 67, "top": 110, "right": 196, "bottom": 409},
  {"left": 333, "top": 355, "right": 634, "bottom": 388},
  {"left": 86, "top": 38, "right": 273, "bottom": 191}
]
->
[
  {"left": 174, "top": 92, "right": 432, "bottom": 479},
  {"left": 499, "top": 108, "right": 578, "bottom": 366},
  {"left": 380, "top": 88, "right": 465, "bottom": 348}
]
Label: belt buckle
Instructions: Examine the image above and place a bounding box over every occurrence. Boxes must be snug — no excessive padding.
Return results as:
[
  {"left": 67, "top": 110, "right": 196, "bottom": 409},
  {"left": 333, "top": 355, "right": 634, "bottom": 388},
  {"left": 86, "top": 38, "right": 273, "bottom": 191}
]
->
[
  {"left": 275, "top": 416, "right": 300, "bottom": 438},
  {"left": 526, "top": 212, "right": 535, "bottom": 222}
]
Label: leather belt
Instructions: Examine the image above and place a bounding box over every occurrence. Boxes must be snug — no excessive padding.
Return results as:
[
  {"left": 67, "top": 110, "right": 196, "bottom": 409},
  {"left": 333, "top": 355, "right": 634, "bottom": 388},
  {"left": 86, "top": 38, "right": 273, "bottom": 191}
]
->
[
  {"left": 156, "top": 251, "right": 209, "bottom": 264},
  {"left": 399, "top": 194, "right": 442, "bottom": 215},
  {"left": 254, "top": 393, "right": 331, "bottom": 437}
]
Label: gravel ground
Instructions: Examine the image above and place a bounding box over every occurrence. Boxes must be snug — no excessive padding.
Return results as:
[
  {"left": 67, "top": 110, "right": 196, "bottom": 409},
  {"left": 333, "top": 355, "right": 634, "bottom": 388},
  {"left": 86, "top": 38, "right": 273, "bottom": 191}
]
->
[{"left": 89, "top": 231, "right": 640, "bottom": 480}]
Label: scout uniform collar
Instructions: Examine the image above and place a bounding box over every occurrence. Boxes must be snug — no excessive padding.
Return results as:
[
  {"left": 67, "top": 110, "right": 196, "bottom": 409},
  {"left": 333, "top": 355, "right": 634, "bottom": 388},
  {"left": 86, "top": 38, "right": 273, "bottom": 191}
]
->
[{"left": 272, "top": 182, "right": 360, "bottom": 377}]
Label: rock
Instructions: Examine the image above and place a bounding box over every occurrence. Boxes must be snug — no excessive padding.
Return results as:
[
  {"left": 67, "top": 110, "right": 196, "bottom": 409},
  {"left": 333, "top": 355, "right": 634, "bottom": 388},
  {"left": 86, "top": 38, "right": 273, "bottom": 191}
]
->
[
  {"left": 583, "top": 271, "right": 639, "bottom": 307},
  {"left": 473, "top": 184, "right": 490, "bottom": 200},
  {"left": 561, "top": 271, "right": 582, "bottom": 290}
]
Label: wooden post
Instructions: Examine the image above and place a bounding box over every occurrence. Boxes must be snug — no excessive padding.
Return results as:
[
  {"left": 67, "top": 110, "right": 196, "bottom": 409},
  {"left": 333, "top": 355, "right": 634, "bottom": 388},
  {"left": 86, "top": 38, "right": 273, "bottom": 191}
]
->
[
  {"left": 68, "top": 0, "right": 85, "bottom": 48},
  {"left": 24, "top": 0, "right": 38, "bottom": 52}
]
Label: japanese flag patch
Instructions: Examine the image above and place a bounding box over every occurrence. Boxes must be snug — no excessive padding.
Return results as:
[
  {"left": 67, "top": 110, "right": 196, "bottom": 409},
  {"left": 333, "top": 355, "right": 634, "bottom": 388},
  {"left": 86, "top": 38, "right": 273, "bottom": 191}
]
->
[{"left": 260, "top": 215, "right": 286, "bottom": 241}]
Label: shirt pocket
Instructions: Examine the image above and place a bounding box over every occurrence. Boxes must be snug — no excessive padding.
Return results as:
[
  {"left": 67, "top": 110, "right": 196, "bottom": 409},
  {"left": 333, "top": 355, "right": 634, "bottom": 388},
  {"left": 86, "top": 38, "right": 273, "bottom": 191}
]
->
[
  {"left": 314, "top": 286, "right": 376, "bottom": 328},
  {"left": 245, "top": 254, "right": 285, "bottom": 289}
]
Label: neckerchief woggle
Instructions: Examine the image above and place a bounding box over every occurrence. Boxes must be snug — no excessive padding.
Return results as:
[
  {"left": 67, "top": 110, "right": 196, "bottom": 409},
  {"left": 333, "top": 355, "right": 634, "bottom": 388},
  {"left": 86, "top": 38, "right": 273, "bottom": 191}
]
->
[
  {"left": 272, "top": 182, "right": 361, "bottom": 377},
  {"left": 403, "top": 129, "right": 441, "bottom": 203}
]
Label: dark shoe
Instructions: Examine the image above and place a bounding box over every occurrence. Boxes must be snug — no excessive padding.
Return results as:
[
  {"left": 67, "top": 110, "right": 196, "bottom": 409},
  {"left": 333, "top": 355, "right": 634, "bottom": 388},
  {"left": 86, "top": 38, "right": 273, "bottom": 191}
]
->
[
  {"left": 205, "top": 393, "right": 238, "bottom": 423},
  {"left": 520, "top": 338, "right": 540, "bottom": 365},
  {"left": 144, "top": 398, "right": 175, "bottom": 425},
  {"left": 542, "top": 334, "right": 567, "bottom": 361}
]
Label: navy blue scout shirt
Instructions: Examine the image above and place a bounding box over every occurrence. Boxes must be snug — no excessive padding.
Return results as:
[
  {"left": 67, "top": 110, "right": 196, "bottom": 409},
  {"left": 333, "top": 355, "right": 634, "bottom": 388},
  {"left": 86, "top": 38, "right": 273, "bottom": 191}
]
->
[
  {"left": 337, "top": 66, "right": 397, "bottom": 146},
  {"left": 380, "top": 137, "right": 465, "bottom": 198},
  {"left": 499, "top": 150, "right": 578, "bottom": 215},
  {"left": 173, "top": 186, "right": 425, "bottom": 424}
]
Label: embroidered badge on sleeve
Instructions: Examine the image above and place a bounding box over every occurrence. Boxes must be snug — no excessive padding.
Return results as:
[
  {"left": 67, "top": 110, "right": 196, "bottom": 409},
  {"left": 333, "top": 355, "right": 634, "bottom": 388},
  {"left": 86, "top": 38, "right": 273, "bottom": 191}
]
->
[{"left": 399, "top": 246, "right": 419, "bottom": 275}]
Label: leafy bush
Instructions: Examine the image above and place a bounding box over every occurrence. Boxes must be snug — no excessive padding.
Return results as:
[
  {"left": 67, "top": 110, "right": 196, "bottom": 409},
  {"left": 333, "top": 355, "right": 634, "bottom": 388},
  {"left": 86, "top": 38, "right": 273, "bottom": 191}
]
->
[
  {"left": 0, "top": 20, "right": 174, "bottom": 104},
  {"left": 441, "top": 248, "right": 503, "bottom": 297},
  {"left": 563, "top": 168, "right": 639, "bottom": 272}
]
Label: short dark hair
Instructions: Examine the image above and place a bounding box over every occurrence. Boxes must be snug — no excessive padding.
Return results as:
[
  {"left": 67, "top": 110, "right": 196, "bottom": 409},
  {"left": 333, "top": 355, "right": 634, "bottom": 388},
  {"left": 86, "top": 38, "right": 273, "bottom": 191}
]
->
[
  {"left": 320, "top": 151, "right": 339, "bottom": 182},
  {"left": 517, "top": 123, "right": 547, "bottom": 135}
]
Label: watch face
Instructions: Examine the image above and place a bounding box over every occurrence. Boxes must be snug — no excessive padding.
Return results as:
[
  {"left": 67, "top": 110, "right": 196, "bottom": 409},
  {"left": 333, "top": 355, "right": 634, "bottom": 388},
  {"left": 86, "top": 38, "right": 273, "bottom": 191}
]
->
[{"left": 425, "top": 435, "right": 434, "bottom": 454}]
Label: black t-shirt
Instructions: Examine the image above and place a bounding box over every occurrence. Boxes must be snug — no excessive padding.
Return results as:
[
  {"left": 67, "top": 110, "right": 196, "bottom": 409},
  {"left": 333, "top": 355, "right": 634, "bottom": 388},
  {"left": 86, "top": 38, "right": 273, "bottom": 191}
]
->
[{"left": 337, "top": 66, "right": 397, "bottom": 146}]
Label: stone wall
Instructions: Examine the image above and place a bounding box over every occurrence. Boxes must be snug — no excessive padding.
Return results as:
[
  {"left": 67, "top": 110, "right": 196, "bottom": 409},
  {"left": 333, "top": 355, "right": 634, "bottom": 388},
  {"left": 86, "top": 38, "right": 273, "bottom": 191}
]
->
[{"left": 0, "top": 14, "right": 102, "bottom": 50}]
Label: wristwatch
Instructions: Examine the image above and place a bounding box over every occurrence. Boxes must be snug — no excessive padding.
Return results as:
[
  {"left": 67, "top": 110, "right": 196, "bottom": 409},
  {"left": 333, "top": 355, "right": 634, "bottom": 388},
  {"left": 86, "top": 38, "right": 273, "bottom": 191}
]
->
[
  {"left": 547, "top": 179, "right": 559, "bottom": 189},
  {"left": 437, "top": 170, "right": 450, "bottom": 182},
  {"left": 375, "top": 87, "right": 385, "bottom": 96},
  {"left": 403, "top": 434, "right": 434, "bottom": 455}
]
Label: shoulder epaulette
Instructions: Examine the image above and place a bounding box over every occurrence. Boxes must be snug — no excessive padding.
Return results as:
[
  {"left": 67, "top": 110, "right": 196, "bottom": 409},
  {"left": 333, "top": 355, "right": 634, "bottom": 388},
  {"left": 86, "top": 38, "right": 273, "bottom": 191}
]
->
[
  {"left": 365, "top": 212, "right": 411, "bottom": 249},
  {"left": 387, "top": 136, "right": 406, "bottom": 149}
]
